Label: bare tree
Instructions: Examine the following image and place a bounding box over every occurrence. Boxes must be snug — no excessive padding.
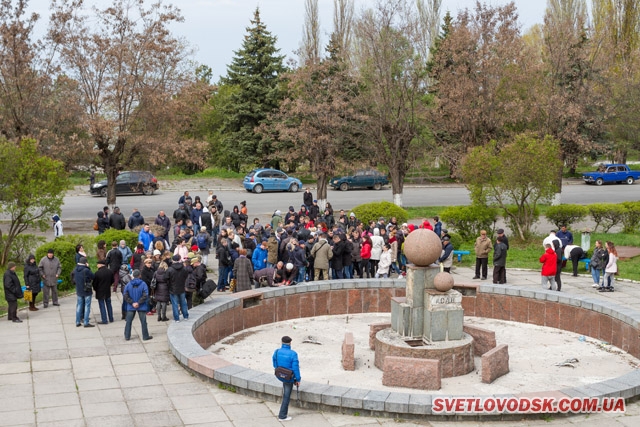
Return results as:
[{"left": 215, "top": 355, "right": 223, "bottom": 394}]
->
[
  {"left": 353, "top": 0, "right": 429, "bottom": 207},
  {"left": 0, "top": 0, "right": 56, "bottom": 140},
  {"left": 49, "top": 0, "right": 205, "bottom": 205},
  {"left": 416, "top": 0, "right": 442, "bottom": 61},
  {"left": 299, "top": 0, "right": 321, "bottom": 65},
  {"left": 333, "top": 0, "right": 354, "bottom": 62}
]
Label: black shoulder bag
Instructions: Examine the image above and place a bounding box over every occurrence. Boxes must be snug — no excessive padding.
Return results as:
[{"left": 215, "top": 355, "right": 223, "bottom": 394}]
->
[{"left": 274, "top": 350, "right": 295, "bottom": 381}]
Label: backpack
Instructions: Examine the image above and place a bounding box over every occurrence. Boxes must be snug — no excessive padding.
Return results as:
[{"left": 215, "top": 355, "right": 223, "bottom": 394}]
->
[
  {"left": 197, "top": 233, "right": 208, "bottom": 250},
  {"left": 198, "top": 279, "right": 216, "bottom": 299},
  {"left": 185, "top": 272, "right": 197, "bottom": 292}
]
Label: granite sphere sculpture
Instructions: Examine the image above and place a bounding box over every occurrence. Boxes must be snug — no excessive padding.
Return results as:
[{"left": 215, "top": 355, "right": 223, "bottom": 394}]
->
[
  {"left": 434, "top": 272, "right": 455, "bottom": 292},
  {"left": 403, "top": 228, "right": 442, "bottom": 267}
]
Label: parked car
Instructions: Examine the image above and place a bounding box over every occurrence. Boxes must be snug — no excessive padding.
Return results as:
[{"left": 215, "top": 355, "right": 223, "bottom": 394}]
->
[
  {"left": 243, "top": 168, "right": 302, "bottom": 194},
  {"left": 330, "top": 169, "right": 389, "bottom": 191},
  {"left": 90, "top": 171, "right": 159, "bottom": 196},
  {"left": 582, "top": 164, "right": 640, "bottom": 185}
]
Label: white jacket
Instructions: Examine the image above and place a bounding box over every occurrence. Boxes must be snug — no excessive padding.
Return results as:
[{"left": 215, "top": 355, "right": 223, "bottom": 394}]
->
[{"left": 605, "top": 254, "right": 617, "bottom": 274}]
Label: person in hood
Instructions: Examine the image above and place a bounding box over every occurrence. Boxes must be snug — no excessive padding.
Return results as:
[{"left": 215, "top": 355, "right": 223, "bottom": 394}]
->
[
  {"left": 74, "top": 257, "right": 95, "bottom": 327},
  {"left": 52, "top": 214, "right": 63, "bottom": 238},
  {"left": 539, "top": 244, "right": 557, "bottom": 291},
  {"left": 23, "top": 254, "right": 41, "bottom": 311},
  {"left": 127, "top": 208, "right": 145, "bottom": 230},
  {"left": 96, "top": 211, "right": 109, "bottom": 234},
  {"left": 4, "top": 262, "right": 23, "bottom": 322},
  {"left": 123, "top": 269, "right": 153, "bottom": 341}
]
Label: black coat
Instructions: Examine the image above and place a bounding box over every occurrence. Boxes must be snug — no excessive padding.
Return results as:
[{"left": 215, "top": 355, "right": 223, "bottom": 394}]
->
[
  {"left": 109, "top": 212, "right": 126, "bottom": 230},
  {"left": 106, "top": 248, "right": 123, "bottom": 272},
  {"left": 166, "top": 262, "right": 189, "bottom": 295},
  {"left": 3, "top": 269, "right": 23, "bottom": 302},
  {"left": 141, "top": 265, "right": 155, "bottom": 287},
  {"left": 97, "top": 212, "right": 110, "bottom": 234},
  {"left": 153, "top": 267, "right": 170, "bottom": 302},
  {"left": 23, "top": 257, "right": 41, "bottom": 293},
  {"left": 92, "top": 266, "right": 113, "bottom": 300}
]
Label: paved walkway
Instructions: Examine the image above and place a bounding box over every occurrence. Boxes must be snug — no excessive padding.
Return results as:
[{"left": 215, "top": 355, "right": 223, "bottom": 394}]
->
[{"left": 1, "top": 267, "right": 639, "bottom": 427}]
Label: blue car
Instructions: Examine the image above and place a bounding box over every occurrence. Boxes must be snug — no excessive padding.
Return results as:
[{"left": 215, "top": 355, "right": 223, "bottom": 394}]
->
[{"left": 243, "top": 168, "right": 302, "bottom": 194}]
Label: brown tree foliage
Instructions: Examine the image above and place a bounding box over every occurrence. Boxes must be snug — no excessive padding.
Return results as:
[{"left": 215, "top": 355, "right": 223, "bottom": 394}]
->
[
  {"left": 428, "top": 2, "right": 529, "bottom": 178},
  {"left": 263, "top": 36, "right": 363, "bottom": 206},
  {"left": 48, "top": 0, "right": 206, "bottom": 205}
]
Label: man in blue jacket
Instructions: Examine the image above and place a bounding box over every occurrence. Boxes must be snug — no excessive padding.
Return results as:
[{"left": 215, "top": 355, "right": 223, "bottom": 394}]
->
[
  {"left": 272, "top": 336, "right": 301, "bottom": 421},
  {"left": 123, "top": 270, "right": 153, "bottom": 341}
]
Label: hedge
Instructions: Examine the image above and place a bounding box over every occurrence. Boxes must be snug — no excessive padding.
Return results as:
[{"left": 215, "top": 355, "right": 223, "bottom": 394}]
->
[
  {"left": 35, "top": 240, "right": 77, "bottom": 291},
  {"left": 440, "top": 205, "right": 499, "bottom": 242},
  {"left": 96, "top": 229, "right": 139, "bottom": 251},
  {"left": 351, "top": 201, "right": 408, "bottom": 227},
  {"left": 545, "top": 204, "right": 589, "bottom": 230},
  {"left": 588, "top": 203, "right": 626, "bottom": 233}
]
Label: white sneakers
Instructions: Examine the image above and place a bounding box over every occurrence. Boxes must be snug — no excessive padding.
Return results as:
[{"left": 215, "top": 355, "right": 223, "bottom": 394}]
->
[
  {"left": 592, "top": 283, "right": 599, "bottom": 288},
  {"left": 279, "top": 416, "right": 292, "bottom": 421}
]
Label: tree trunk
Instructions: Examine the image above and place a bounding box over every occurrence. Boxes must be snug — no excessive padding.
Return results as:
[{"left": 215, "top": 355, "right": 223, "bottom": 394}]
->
[
  {"left": 553, "top": 151, "right": 564, "bottom": 206},
  {"left": 105, "top": 160, "right": 119, "bottom": 207},
  {"left": 316, "top": 173, "right": 328, "bottom": 211},
  {"left": 614, "top": 148, "right": 627, "bottom": 164},
  {"left": 388, "top": 168, "right": 405, "bottom": 207}
]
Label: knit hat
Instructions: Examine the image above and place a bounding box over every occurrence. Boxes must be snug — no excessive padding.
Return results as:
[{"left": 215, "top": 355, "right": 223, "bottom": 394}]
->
[
  {"left": 48, "top": 249, "right": 54, "bottom": 254},
  {"left": 7, "top": 261, "right": 16, "bottom": 269},
  {"left": 153, "top": 249, "right": 161, "bottom": 256},
  {"left": 282, "top": 336, "right": 292, "bottom": 343},
  {"left": 172, "top": 254, "right": 181, "bottom": 262},
  {"left": 286, "top": 263, "right": 294, "bottom": 270}
]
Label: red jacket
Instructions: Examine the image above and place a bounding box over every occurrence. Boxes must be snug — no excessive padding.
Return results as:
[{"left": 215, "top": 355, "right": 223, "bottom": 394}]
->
[
  {"left": 361, "top": 241, "right": 372, "bottom": 260},
  {"left": 540, "top": 248, "right": 557, "bottom": 276}
]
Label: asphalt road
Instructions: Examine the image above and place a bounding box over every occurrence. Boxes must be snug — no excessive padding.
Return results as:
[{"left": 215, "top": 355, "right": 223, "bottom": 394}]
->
[{"left": 60, "top": 180, "right": 639, "bottom": 221}]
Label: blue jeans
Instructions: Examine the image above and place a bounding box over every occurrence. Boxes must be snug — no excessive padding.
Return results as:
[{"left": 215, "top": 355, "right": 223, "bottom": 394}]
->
[
  {"left": 76, "top": 295, "right": 92, "bottom": 325},
  {"left": 278, "top": 382, "right": 294, "bottom": 419},
  {"left": 591, "top": 268, "right": 602, "bottom": 285},
  {"left": 218, "top": 266, "right": 231, "bottom": 290},
  {"left": 124, "top": 310, "right": 151, "bottom": 340},
  {"left": 297, "top": 267, "right": 306, "bottom": 283},
  {"left": 98, "top": 298, "right": 114, "bottom": 323},
  {"left": 343, "top": 265, "right": 352, "bottom": 279},
  {"left": 169, "top": 293, "right": 189, "bottom": 321}
]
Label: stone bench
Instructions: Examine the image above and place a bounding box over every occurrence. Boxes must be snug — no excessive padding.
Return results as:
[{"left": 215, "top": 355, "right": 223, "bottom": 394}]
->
[
  {"left": 481, "top": 344, "right": 509, "bottom": 384},
  {"left": 342, "top": 332, "right": 355, "bottom": 371},
  {"left": 369, "top": 322, "right": 391, "bottom": 350},
  {"left": 382, "top": 356, "right": 441, "bottom": 390},
  {"left": 463, "top": 324, "right": 497, "bottom": 356}
]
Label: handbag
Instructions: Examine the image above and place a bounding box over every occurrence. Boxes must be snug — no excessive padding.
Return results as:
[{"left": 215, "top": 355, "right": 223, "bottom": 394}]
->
[
  {"left": 274, "top": 350, "right": 295, "bottom": 381},
  {"left": 24, "top": 290, "right": 33, "bottom": 302}
]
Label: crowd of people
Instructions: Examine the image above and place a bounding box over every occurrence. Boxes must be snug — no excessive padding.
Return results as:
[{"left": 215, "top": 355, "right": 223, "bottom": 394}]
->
[{"left": 4, "top": 188, "right": 621, "bottom": 329}]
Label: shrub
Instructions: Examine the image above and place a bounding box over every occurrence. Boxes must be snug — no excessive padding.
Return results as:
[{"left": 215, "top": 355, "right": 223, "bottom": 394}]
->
[
  {"left": 588, "top": 203, "right": 626, "bottom": 233},
  {"left": 35, "top": 240, "right": 77, "bottom": 291},
  {"left": 448, "top": 232, "right": 464, "bottom": 251},
  {"left": 621, "top": 201, "right": 640, "bottom": 233},
  {"left": 440, "top": 205, "right": 499, "bottom": 242},
  {"left": 0, "top": 234, "right": 46, "bottom": 265},
  {"left": 96, "top": 229, "right": 139, "bottom": 251},
  {"left": 351, "top": 201, "right": 408, "bottom": 226},
  {"left": 504, "top": 205, "right": 540, "bottom": 241},
  {"left": 545, "top": 204, "right": 589, "bottom": 229},
  {"left": 54, "top": 234, "right": 98, "bottom": 257}
]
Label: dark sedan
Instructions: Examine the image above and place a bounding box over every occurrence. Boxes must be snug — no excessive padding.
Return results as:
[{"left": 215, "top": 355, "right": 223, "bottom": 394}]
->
[
  {"left": 330, "top": 169, "right": 389, "bottom": 191},
  {"left": 90, "top": 171, "right": 159, "bottom": 196}
]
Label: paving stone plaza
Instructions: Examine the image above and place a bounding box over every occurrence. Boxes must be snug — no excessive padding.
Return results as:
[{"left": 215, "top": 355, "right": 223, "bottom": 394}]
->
[{"left": 2, "top": 267, "right": 640, "bottom": 426}]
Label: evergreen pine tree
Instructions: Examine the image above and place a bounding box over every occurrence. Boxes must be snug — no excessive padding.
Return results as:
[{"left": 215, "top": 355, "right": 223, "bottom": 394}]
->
[{"left": 220, "top": 8, "right": 286, "bottom": 170}]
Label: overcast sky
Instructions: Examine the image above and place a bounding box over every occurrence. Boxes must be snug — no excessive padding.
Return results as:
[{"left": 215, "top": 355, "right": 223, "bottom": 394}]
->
[{"left": 28, "top": 0, "right": 547, "bottom": 81}]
